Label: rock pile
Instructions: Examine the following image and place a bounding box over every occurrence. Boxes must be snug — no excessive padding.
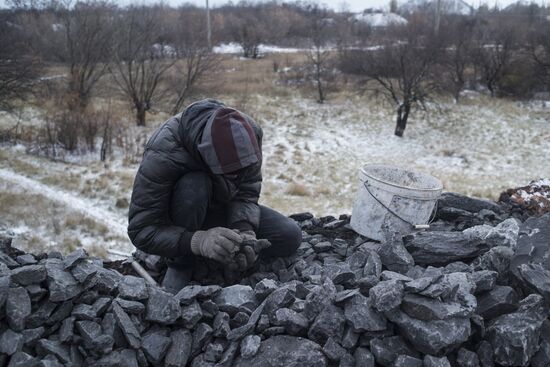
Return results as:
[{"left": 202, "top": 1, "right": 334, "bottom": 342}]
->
[{"left": 1, "top": 191, "right": 550, "bottom": 366}]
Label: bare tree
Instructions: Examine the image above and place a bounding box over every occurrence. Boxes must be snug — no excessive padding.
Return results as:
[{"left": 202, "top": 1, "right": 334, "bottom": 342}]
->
[
  {"left": 169, "top": 8, "right": 218, "bottom": 114},
  {"left": 470, "top": 20, "right": 516, "bottom": 97},
  {"left": 58, "top": 1, "right": 114, "bottom": 111},
  {"left": 362, "top": 22, "right": 441, "bottom": 137},
  {"left": 0, "top": 11, "right": 40, "bottom": 112},
  {"left": 529, "top": 22, "right": 550, "bottom": 87},
  {"left": 110, "top": 5, "right": 176, "bottom": 126},
  {"left": 225, "top": 4, "right": 267, "bottom": 59},
  {"left": 306, "top": 5, "right": 333, "bottom": 103}
]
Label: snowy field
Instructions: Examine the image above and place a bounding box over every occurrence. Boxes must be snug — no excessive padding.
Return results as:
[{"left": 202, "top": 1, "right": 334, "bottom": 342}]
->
[{"left": 0, "top": 93, "right": 548, "bottom": 256}]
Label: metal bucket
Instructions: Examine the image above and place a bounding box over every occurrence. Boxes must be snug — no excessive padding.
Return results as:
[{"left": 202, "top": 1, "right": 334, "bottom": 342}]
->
[{"left": 350, "top": 164, "right": 443, "bottom": 241}]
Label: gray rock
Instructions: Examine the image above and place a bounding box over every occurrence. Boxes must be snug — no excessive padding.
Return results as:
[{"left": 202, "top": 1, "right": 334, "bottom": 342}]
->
[
  {"left": 262, "top": 287, "right": 295, "bottom": 317},
  {"left": 45, "top": 258, "right": 82, "bottom": 302},
  {"left": 0, "top": 274, "right": 9, "bottom": 308},
  {"left": 22, "top": 326, "right": 45, "bottom": 345},
  {"left": 386, "top": 309, "right": 471, "bottom": 355},
  {"left": 272, "top": 307, "right": 309, "bottom": 335},
  {"left": 476, "top": 286, "right": 519, "bottom": 320},
  {"left": 517, "top": 264, "right": 550, "bottom": 303},
  {"left": 214, "top": 285, "right": 257, "bottom": 315},
  {"left": 191, "top": 323, "right": 213, "bottom": 356},
  {"left": 10, "top": 265, "right": 46, "bottom": 285},
  {"left": 438, "top": 192, "right": 502, "bottom": 214},
  {"left": 404, "top": 275, "right": 441, "bottom": 293},
  {"left": 472, "top": 246, "right": 514, "bottom": 282},
  {"left": 6, "top": 286, "right": 31, "bottom": 331},
  {"left": 510, "top": 214, "right": 550, "bottom": 282},
  {"left": 204, "top": 341, "right": 224, "bottom": 362},
  {"left": 378, "top": 239, "right": 415, "bottom": 274},
  {"left": 392, "top": 355, "right": 422, "bottom": 367},
  {"left": 118, "top": 276, "right": 148, "bottom": 301},
  {"left": 531, "top": 320, "right": 550, "bottom": 367},
  {"left": 253, "top": 279, "right": 278, "bottom": 301},
  {"left": 26, "top": 300, "right": 56, "bottom": 328},
  {"left": 92, "top": 296, "right": 112, "bottom": 316},
  {"left": 486, "top": 294, "right": 547, "bottom": 367},
  {"left": 145, "top": 286, "right": 181, "bottom": 324},
  {"left": 380, "top": 271, "right": 412, "bottom": 282},
  {"left": 75, "top": 320, "right": 101, "bottom": 344},
  {"left": 341, "top": 326, "right": 359, "bottom": 349},
  {"left": 344, "top": 294, "right": 387, "bottom": 332},
  {"left": 465, "top": 219, "right": 519, "bottom": 249},
  {"left": 181, "top": 300, "right": 203, "bottom": 328},
  {"left": 92, "top": 349, "right": 139, "bottom": 367},
  {"left": 71, "top": 303, "right": 97, "bottom": 320},
  {"left": 36, "top": 339, "right": 71, "bottom": 364},
  {"left": 174, "top": 284, "right": 221, "bottom": 304},
  {"left": 308, "top": 303, "right": 345, "bottom": 344},
  {"left": 63, "top": 248, "right": 87, "bottom": 269},
  {"left": 86, "top": 267, "right": 122, "bottom": 294},
  {"left": 213, "top": 312, "right": 231, "bottom": 338},
  {"left": 240, "top": 335, "right": 261, "bottom": 359},
  {"left": 322, "top": 337, "right": 346, "bottom": 362},
  {"left": 369, "top": 280, "right": 404, "bottom": 312},
  {"left": 112, "top": 301, "right": 141, "bottom": 349},
  {"left": 0, "top": 329, "right": 23, "bottom": 355},
  {"left": 403, "top": 231, "right": 489, "bottom": 266},
  {"left": 353, "top": 347, "right": 375, "bottom": 367},
  {"left": 234, "top": 335, "right": 326, "bottom": 367},
  {"left": 46, "top": 300, "right": 73, "bottom": 325},
  {"left": 16, "top": 254, "right": 36, "bottom": 265},
  {"left": 59, "top": 316, "right": 75, "bottom": 343},
  {"left": 0, "top": 250, "right": 19, "bottom": 268},
  {"left": 401, "top": 294, "right": 471, "bottom": 321},
  {"left": 70, "top": 259, "right": 99, "bottom": 283},
  {"left": 339, "top": 352, "right": 354, "bottom": 367},
  {"left": 370, "top": 336, "right": 419, "bottom": 366},
  {"left": 6, "top": 352, "right": 38, "bottom": 366},
  {"left": 476, "top": 340, "right": 494, "bottom": 367},
  {"left": 471, "top": 271, "right": 498, "bottom": 294},
  {"left": 457, "top": 348, "right": 480, "bottom": 367},
  {"left": 423, "top": 355, "right": 451, "bottom": 367},
  {"left": 165, "top": 329, "right": 192, "bottom": 367},
  {"left": 141, "top": 330, "right": 171, "bottom": 365},
  {"left": 325, "top": 264, "right": 355, "bottom": 285},
  {"left": 314, "top": 241, "right": 332, "bottom": 253}
]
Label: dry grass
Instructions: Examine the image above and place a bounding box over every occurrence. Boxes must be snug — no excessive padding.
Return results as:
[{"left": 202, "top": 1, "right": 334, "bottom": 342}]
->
[{"left": 285, "top": 182, "right": 310, "bottom": 196}]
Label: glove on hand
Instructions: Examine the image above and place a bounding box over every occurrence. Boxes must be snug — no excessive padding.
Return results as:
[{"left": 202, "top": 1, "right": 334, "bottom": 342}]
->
[
  {"left": 235, "top": 231, "right": 272, "bottom": 271},
  {"left": 190, "top": 227, "right": 242, "bottom": 264}
]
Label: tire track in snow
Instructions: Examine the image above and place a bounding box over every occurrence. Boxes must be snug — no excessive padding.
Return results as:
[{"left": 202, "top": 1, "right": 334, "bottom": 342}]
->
[{"left": 0, "top": 168, "right": 129, "bottom": 241}]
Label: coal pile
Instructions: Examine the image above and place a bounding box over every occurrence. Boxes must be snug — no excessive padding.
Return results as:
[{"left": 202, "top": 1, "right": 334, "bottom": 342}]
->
[{"left": 1, "top": 191, "right": 550, "bottom": 366}]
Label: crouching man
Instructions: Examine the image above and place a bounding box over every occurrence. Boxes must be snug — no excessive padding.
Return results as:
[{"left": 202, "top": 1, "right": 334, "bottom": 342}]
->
[{"left": 127, "top": 99, "right": 301, "bottom": 293}]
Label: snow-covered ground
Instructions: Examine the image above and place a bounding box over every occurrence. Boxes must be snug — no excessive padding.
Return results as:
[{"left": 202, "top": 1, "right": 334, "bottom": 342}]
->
[{"left": 0, "top": 93, "right": 549, "bottom": 256}]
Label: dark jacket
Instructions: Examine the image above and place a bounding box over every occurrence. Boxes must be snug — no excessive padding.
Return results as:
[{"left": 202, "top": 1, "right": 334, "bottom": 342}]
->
[{"left": 127, "top": 99, "right": 263, "bottom": 258}]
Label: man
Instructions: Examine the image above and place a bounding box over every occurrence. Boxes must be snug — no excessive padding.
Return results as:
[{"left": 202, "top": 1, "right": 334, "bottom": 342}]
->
[{"left": 127, "top": 99, "right": 302, "bottom": 293}]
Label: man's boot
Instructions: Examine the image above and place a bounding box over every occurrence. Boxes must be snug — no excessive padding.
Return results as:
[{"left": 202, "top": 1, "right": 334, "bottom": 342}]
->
[{"left": 161, "top": 266, "right": 192, "bottom": 294}]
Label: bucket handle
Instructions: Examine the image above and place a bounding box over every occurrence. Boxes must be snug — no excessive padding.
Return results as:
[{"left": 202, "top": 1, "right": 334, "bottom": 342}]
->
[{"left": 363, "top": 181, "right": 438, "bottom": 229}]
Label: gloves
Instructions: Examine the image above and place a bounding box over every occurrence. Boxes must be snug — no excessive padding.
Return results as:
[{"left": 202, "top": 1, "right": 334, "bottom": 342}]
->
[
  {"left": 235, "top": 231, "right": 271, "bottom": 271},
  {"left": 190, "top": 227, "right": 242, "bottom": 264}
]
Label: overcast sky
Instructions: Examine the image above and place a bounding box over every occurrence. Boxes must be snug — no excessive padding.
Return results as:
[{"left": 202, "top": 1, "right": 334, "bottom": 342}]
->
[{"left": 0, "top": 0, "right": 546, "bottom": 12}]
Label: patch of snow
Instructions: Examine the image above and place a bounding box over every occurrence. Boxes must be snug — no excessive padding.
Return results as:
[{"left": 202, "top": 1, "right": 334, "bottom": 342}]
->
[
  {"left": 213, "top": 43, "right": 308, "bottom": 55},
  {"left": 0, "top": 168, "right": 130, "bottom": 247}
]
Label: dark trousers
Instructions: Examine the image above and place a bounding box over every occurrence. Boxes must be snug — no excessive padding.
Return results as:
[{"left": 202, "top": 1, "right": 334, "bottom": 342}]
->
[{"left": 168, "top": 171, "right": 302, "bottom": 272}]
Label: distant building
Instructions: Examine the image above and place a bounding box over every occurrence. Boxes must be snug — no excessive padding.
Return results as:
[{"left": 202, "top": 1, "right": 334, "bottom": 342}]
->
[
  {"left": 352, "top": 12, "right": 408, "bottom": 27},
  {"left": 399, "top": 0, "right": 474, "bottom": 15}
]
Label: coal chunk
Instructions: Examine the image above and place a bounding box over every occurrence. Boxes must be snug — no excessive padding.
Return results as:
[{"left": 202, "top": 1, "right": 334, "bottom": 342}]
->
[
  {"left": 165, "top": 329, "right": 192, "bottom": 367},
  {"left": 403, "top": 231, "right": 488, "bottom": 266},
  {"left": 0, "top": 328, "right": 23, "bottom": 355},
  {"left": 10, "top": 264, "right": 46, "bottom": 285},
  {"left": 386, "top": 309, "right": 471, "bottom": 355},
  {"left": 344, "top": 293, "right": 387, "bottom": 332},
  {"left": 213, "top": 284, "right": 257, "bottom": 315},
  {"left": 486, "top": 294, "right": 547, "bottom": 366},
  {"left": 45, "top": 258, "right": 82, "bottom": 302},
  {"left": 112, "top": 301, "right": 141, "bottom": 349},
  {"left": 378, "top": 239, "right": 414, "bottom": 274},
  {"left": 141, "top": 330, "right": 171, "bottom": 365},
  {"left": 145, "top": 286, "right": 181, "bottom": 324},
  {"left": 476, "top": 285, "right": 519, "bottom": 320},
  {"left": 118, "top": 275, "right": 148, "bottom": 301},
  {"left": 423, "top": 355, "right": 451, "bottom": 367},
  {"left": 234, "top": 335, "right": 326, "bottom": 367},
  {"left": 240, "top": 334, "right": 261, "bottom": 359},
  {"left": 369, "top": 279, "right": 404, "bottom": 312},
  {"left": 308, "top": 304, "right": 345, "bottom": 344},
  {"left": 6, "top": 286, "right": 31, "bottom": 331}
]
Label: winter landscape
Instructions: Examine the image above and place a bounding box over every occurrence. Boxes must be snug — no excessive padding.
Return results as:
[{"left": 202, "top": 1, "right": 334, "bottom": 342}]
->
[{"left": 0, "top": 0, "right": 550, "bottom": 366}]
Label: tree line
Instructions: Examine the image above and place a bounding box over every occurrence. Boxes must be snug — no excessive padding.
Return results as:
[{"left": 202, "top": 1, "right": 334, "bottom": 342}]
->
[{"left": 0, "top": 0, "right": 549, "bottom": 146}]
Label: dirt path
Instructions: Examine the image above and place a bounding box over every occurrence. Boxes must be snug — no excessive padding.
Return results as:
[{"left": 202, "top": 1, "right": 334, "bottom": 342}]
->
[{"left": 0, "top": 168, "right": 129, "bottom": 241}]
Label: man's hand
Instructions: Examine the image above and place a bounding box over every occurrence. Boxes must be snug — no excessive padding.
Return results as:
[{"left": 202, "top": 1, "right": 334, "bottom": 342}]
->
[{"left": 190, "top": 227, "right": 242, "bottom": 264}]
